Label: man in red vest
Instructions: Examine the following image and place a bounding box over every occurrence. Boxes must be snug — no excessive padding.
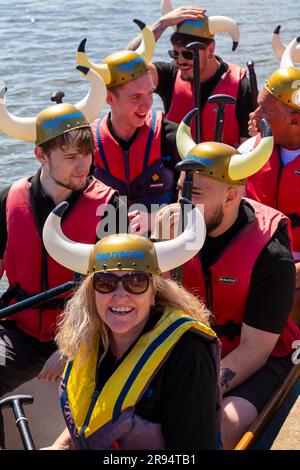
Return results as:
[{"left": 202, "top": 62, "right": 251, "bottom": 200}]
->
[
  {"left": 0, "top": 78, "right": 118, "bottom": 447},
  {"left": 245, "top": 39, "right": 300, "bottom": 325},
  {"left": 76, "top": 20, "right": 180, "bottom": 235},
  {"left": 127, "top": 5, "right": 253, "bottom": 146},
  {"left": 154, "top": 111, "right": 300, "bottom": 449}
]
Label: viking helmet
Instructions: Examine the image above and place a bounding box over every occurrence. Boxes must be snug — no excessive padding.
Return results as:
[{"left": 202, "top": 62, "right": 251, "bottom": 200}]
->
[
  {"left": 160, "top": 0, "right": 239, "bottom": 51},
  {"left": 76, "top": 19, "right": 155, "bottom": 88},
  {"left": 42, "top": 200, "right": 206, "bottom": 275},
  {"left": 176, "top": 109, "right": 274, "bottom": 185},
  {"left": 266, "top": 37, "right": 300, "bottom": 111},
  {"left": 0, "top": 66, "right": 106, "bottom": 143}
]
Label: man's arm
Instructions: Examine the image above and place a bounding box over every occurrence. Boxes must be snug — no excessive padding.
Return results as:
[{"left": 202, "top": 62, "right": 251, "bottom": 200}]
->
[
  {"left": 127, "top": 7, "right": 206, "bottom": 50},
  {"left": 221, "top": 220, "right": 296, "bottom": 393},
  {"left": 221, "top": 323, "right": 280, "bottom": 394}
]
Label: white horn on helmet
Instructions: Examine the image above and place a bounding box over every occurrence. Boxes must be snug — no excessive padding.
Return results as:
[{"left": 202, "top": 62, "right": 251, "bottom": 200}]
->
[
  {"left": 280, "top": 37, "right": 300, "bottom": 68},
  {"left": 154, "top": 201, "right": 206, "bottom": 273},
  {"left": 0, "top": 66, "right": 106, "bottom": 142},
  {"left": 272, "top": 25, "right": 300, "bottom": 63},
  {"left": 42, "top": 202, "right": 93, "bottom": 274},
  {"left": 75, "top": 66, "right": 107, "bottom": 122},
  {"left": 229, "top": 120, "right": 274, "bottom": 180},
  {"left": 176, "top": 108, "right": 198, "bottom": 159},
  {"left": 208, "top": 16, "right": 240, "bottom": 51}
]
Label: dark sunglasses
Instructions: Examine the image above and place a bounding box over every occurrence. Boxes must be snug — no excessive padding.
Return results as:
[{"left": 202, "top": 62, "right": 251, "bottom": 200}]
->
[
  {"left": 93, "top": 271, "right": 151, "bottom": 295},
  {"left": 168, "top": 49, "right": 194, "bottom": 61}
]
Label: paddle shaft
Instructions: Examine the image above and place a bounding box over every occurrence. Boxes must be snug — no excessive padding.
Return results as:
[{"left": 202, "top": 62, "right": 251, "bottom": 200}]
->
[
  {"left": 0, "top": 280, "right": 77, "bottom": 319},
  {"left": 247, "top": 60, "right": 259, "bottom": 110}
]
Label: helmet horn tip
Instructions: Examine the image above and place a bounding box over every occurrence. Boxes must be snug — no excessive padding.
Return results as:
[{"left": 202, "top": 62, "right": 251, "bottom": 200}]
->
[
  {"left": 273, "top": 25, "right": 281, "bottom": 34},
  {"left": 133, "top": 19, "right": 145, "bottom": 30},
  {"left": 78, "top": 38, "right": 87, "bottom": 53},
  {"left": 232, "top": 41, "right": 239, "bottom": 51},
  {"left": 53, "top": 201, "right": 69, "bottom": 218},
  {"left": 76, "top": 65, "right": 89, "bottom": 75}
]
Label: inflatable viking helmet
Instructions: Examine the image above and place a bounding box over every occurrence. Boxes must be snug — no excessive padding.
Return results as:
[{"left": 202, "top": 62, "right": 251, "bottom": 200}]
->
[
  {"left": 176, "top": 109, "right": 274, "bottom": 185},
  {"left": 42, "top": 200, "right": 206, "bottom": 275},
  {"left": 266, "top": 37, "right": 300, "bottom": 111},
  {"left": 0, "top": 66, "right": 107, "bottom": 144},
  {"left": 272, "top": 25, "right": 300, "bottom": 63},
  {"left": 77, "top": 19, "right": 155, "bottom": 88},
  {"left": 160, "top": 0, "right": 239, "bottom": 51}
]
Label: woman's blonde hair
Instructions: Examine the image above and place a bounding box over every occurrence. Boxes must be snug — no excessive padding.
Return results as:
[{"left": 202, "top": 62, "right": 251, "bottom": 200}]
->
[{"left": 56, "top": 273, "right": 210, "bottom": 360}]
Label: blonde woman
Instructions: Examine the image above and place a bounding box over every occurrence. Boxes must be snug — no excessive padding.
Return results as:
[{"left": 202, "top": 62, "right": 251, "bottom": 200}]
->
[{"left": 42, "top": 201, "right": 221, "bottom": 450}]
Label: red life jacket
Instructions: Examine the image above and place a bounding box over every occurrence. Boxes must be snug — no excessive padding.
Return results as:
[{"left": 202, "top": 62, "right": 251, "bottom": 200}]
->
[
  {"left": 246, "top": 135, "right": 300, "bottom": 252},
  {"left": 182, "top": 199, "right": 300, "bottom": 358},
  {"left": 93, "top": 111, "right": 176, "bottom": 208},
  {"left": 4, "top": 176, "right": 115, "bottom": 342},
  {"left": 166, "top": 62, "right": 245, "bottom": 147}
]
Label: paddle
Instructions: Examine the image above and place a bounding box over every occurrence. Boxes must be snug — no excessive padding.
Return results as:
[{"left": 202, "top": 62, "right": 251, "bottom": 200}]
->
[
  {"left": 207, "top": 94, "right": 236, "bottom": 142},
  {"left": 186, "top": 41, "right": 206, "bottom": 144},
  {"left": 0, "top": 395, "right": 35, "bottom": 450},
  {"left": 173, "top": 157, "right": 206, "bottom": 284},
  {"left": 0, "top": 280, "right": 78, "bottom": 320},
  {"left": 247, "top": 60, "right": 259, "bottom": 110}
]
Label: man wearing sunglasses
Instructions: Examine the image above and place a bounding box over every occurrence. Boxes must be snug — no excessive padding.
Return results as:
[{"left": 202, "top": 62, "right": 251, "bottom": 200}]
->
[{"left": 128, "top": 6, "right": 253, "bottom": 146}]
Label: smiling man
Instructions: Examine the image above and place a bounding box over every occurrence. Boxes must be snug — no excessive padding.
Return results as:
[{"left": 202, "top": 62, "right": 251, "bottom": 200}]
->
[
  {"left": 77, "top": 21, "right": 180, "bottom": 226},
  {"left": 128, "top": 6, "right": 253, "bottom": 146}
]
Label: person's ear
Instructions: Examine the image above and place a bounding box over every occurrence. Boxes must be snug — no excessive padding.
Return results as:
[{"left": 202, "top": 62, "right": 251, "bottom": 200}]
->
[
  {"left": 224, "top": 186, "right": 238, "bottom": 207},
  {"left": 106, "top": 90, "right": 115, "bottom": 107},
  {"left": 290, "top": 111, "right": 300, "bottom": 126},
  {"left": 34, "top": 146, "right": 47, "bottom": 164}
]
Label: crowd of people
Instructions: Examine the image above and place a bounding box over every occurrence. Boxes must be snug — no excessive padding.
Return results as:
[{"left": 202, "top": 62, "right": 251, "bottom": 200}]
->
[{"left": 0, "top": 3, "right": 299, "bottom": 451}]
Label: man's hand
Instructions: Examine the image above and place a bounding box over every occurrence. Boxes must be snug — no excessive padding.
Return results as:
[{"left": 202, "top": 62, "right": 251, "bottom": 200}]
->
[
  {"left": 248, "top": 112, "right": 262, "bottom": 137},
  {"left": 128, "top": 210, "right": 152, "bottom": 235},
  {"left": 153, "top": 203, "right": 181, "bottom": 240},
  {"left": 38, "top": 350, "right": 66, "bottom": 382},
  {"left": 160, "top": 6, "right": 206, "bottom": 29}
]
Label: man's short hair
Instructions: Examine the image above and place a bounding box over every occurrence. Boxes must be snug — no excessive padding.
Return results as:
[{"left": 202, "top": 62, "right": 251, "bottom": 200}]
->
[
  {"left": 39, "top": 127, "right": 94, "bottom": 156},
  {"left": 170, "top": 32, "right": 214, "bottom": 48}
]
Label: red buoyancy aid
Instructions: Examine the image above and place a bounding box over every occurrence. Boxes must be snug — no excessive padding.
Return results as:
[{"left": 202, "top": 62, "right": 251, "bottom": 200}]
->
[
  {"left": 93, "top": 111, "right": 176, "bottom": 208},
  {"left": 166, "top": 62, "right": 245, "bottom": 147},
  {"left": 246, "top": 134, "right": 300, "bottom": 252},
  {"left": 182, "top": 199, "right": 300, "bottom": 358},
  {"left": 4, "top": 177, "right": 115, "bottom": 341}
]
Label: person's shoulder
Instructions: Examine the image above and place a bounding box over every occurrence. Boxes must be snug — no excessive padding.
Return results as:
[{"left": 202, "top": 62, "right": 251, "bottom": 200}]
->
[{"left": 170, "top": 329, "right": 215, "bottom": 362}]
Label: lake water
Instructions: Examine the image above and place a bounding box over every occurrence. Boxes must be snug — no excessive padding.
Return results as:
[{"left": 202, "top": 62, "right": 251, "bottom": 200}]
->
[{"left": 0, "top": 0, "right": 299, "bottom": 290}]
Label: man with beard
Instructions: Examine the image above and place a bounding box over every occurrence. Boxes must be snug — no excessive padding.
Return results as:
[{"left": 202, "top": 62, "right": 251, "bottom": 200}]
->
[
  {"left": 0, "top": 100, "right": 118, "bottom": 448},
  {"left": 127, "top": 5, "right": 253, "bottom": 146},
  {"left": 154, "top": 110, "right": 300, "bottom": 449}
]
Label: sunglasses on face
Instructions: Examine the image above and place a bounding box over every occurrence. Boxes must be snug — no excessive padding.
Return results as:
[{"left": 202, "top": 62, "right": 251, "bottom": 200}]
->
[
  {"left": 93, "top": 271, "right": 151, "bottom": 295},
  {"left": 168, "top": 49, "right": 194, "bottom": 61}
]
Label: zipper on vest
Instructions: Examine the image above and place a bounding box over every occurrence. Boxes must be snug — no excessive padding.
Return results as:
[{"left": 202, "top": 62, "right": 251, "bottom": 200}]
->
[
  {"left": 275, "top": 149, "right": 283, "bottom": 209},
  {"left": 79, "top": 388, "right": 100, "bottom": 448},
  {"left": 204, "top": 270, "right": 213, "bottom": 310},
  {"left": 123, "top": 149, "right": 130, "bottom": 196}
]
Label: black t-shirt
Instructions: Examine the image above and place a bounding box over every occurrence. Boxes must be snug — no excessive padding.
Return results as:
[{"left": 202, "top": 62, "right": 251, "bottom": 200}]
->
[
  {"left": 154, "top": 58, "right": 254, "bottom": 138},
  {"left": 200, "top": 199, "right": 296, "bottom": 333},
  {"left": 105, "top": 112, "right": 180, "bottom": 170},
  {"left": 95, "top": 306, "right": 217, "bottom": 450},
  {"left": 0, "top": 170, "right": 121, "bottom": 258}
]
